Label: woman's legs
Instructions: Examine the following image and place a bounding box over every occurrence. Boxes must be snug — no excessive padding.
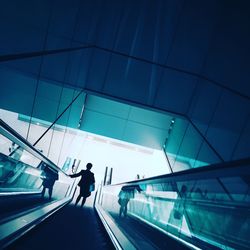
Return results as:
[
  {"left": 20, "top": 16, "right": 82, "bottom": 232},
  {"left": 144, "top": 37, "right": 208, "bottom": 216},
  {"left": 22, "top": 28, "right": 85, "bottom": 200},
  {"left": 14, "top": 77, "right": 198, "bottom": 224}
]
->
[
  {"left": 81, "top": 197, "right": 86, "bottom": 207},
  {"left": 75, "top": 194, "right": 82, "bottom": 206},
  {"left": 75, "top": 188, "right": 90, "bottom": 207}
]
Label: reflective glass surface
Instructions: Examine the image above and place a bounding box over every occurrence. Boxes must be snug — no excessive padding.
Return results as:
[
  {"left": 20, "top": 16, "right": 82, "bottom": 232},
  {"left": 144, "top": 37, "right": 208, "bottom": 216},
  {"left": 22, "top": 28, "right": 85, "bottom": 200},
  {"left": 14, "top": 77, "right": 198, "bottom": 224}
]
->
[
  {"left": 98, "top": 160, "right": 250, "bottom": 249},
  {"left": 0, "top": 129, "right": 71, "bottom": 200},
  {"left": 164, "top": 117, "right": 221, "bottom": 172}
]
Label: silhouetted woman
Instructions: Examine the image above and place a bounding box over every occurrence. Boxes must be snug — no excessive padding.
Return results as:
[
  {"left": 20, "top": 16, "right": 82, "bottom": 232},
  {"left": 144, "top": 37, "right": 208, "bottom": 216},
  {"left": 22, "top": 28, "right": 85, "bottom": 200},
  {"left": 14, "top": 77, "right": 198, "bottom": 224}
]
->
[{"left": 69, "top": 163, "right": 95, "bottom": 207}]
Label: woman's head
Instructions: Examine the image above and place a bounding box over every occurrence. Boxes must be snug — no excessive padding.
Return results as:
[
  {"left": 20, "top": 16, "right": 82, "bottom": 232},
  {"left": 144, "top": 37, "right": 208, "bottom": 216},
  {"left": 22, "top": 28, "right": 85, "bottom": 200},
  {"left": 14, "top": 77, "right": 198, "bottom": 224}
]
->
[{"left": 86, "top": 163, "right": 93, "bottom": 170}]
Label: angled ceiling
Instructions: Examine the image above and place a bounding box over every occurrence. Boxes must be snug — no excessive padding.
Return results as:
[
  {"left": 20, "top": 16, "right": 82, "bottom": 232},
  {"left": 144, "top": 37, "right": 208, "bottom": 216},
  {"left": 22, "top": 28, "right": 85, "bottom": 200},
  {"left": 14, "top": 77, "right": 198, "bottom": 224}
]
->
[
  {"left": 0, "top": 0, "right": 250, "bottom": 160},
  {"left": 0, "top": 0, "right": 250, "bottom": 100}
]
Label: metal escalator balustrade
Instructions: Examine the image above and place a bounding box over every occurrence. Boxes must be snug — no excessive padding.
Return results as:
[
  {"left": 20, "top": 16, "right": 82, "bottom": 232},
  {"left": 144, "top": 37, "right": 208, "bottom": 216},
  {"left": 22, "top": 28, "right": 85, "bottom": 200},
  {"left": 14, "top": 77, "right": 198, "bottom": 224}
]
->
[
  {"left": 0, "top": 118, "right": 71, "bottom": 198},
  {"left": 97, "top": 158, "right": 250, "bottom": 250},
  {"left": 0, "top": 119, "right": 74, "bottom": 248}
]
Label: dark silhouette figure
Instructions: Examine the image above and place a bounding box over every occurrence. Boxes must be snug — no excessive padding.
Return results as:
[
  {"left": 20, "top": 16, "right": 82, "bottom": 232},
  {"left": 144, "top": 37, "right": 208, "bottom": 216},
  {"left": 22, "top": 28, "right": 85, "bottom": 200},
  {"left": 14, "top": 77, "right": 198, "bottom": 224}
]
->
[
  {"left": 69, "top": 163, "right": 95, "bottom": 207},
  {"left": 118, "top": 187, "right": 130, "bottom": 217},
  {"left": 41, "top": 166, "right": 58, "bottom": 200},
  {"left": 118, "top": 185, "right": 142, "bottom": 218}
]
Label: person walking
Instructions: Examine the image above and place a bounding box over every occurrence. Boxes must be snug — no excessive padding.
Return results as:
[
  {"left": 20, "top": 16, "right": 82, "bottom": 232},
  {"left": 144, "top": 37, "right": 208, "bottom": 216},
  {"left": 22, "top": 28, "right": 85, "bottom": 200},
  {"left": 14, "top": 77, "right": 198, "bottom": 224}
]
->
[{"left": 69, "top": 163, "right": 95, "bottom": 207}]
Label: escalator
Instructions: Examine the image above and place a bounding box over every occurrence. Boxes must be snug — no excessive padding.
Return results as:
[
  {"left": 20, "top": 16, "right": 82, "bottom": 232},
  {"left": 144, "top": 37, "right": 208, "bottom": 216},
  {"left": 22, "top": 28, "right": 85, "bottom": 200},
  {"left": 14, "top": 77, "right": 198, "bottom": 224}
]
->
[
  {"left": 0, "top": 118, "right": 183, "bottom": 250},
  {"left": 0, "top": 118, "right": 190, "bottom": 250},
  {"left": 1, "top": 118, "right": 250, "bottom": 249},
  {"left": 6, "top": 203, "right": 114, "bottom": 250},
  {"left": 97, "top": 157, "right": 250, "bottom": 250},
  {"left": 0, "top": 119, "right": 73, "bottom": 249}
]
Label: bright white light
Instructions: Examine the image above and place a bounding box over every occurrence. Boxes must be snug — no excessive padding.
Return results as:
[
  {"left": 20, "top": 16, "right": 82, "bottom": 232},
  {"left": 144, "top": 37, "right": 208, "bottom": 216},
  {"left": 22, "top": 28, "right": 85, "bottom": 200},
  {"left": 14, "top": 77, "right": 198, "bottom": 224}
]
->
[{"left": 0, "top": 109, "right": 170, "bottom": 186}]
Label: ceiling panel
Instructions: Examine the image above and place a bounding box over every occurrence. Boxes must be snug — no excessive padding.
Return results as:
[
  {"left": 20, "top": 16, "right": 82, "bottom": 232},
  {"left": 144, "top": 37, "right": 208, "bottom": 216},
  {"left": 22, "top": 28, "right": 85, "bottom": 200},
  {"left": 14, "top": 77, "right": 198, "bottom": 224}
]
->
[
  {"left": 86, "top": 95, "right": 130, "bottom": 119},
  {"left": 0, "top": 69, "right": 37, "bottom": 116},
  {"left": 167, "top": 0, "right": 219, "bottom": 72},
  {"left": 123, "top": 121, "right": 168, "bottom": 149},
  {"left": 80, "top": 109, "right": 126, "bottom": 139},
  {"left": 155, "top": 70, "right": 197, "bottom": 114},
  {"left": 129, "top": 107, "right": 172, "bottom": 130}
]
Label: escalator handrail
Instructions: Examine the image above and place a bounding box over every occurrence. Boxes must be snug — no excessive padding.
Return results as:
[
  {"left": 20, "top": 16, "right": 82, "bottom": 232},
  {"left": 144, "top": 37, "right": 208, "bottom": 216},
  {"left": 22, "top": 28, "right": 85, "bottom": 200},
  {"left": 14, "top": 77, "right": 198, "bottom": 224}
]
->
[
  {"left": 106, "top": 157, "right": 250, "bottom": 187},
  {"left": 0, "top": 119, "right": 67, "bottom": 176}
]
